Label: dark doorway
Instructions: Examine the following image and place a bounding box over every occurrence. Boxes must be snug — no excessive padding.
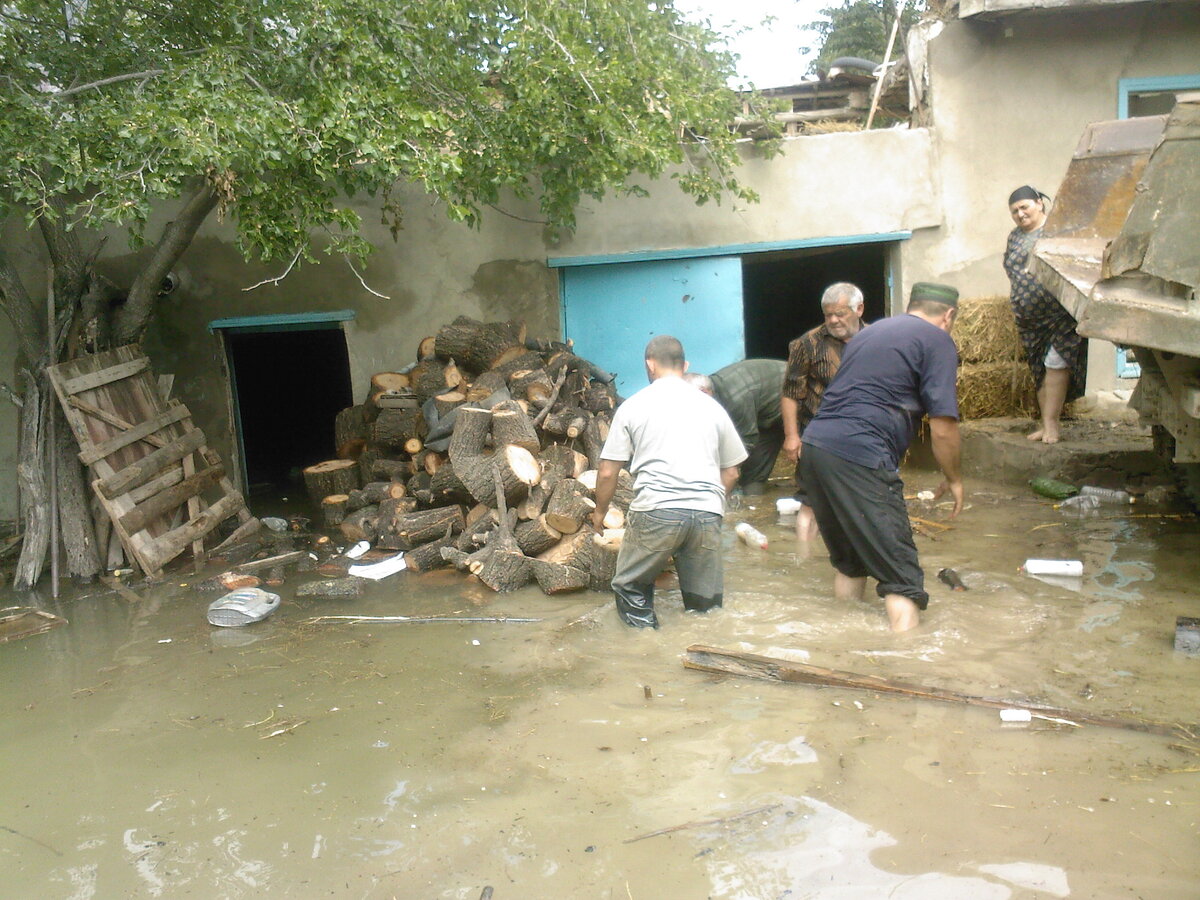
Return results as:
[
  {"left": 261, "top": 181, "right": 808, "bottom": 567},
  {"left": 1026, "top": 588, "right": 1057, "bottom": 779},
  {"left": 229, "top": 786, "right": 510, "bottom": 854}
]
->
[
  {"left": 224, "top": 326, "right": 353, "bottom": 493},
  {"left": 741, "top": 243, "right": 889, "bottom": 359}
]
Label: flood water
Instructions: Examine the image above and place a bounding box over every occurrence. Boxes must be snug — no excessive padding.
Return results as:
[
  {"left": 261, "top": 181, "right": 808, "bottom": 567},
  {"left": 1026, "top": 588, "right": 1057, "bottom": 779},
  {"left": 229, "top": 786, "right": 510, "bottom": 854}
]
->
[{"left": 2, "top": 475, "right": 1198, "bottom": 899}]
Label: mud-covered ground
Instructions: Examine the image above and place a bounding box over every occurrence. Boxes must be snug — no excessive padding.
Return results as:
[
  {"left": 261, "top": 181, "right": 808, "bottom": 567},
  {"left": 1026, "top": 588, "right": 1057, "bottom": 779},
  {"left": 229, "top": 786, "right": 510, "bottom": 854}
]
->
[{"left": 2, "top": 473, "right": 1198, "bottom": 899}]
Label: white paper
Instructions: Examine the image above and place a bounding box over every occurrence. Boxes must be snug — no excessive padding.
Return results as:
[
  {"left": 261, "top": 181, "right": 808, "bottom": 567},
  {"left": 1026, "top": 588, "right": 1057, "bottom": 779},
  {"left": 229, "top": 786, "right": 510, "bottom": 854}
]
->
[
  {"left": 348, "top": 553, "right": 407, "bottom": 580},
  {"left": 345, "top": 541, "right": 371, "bottom": 559}
]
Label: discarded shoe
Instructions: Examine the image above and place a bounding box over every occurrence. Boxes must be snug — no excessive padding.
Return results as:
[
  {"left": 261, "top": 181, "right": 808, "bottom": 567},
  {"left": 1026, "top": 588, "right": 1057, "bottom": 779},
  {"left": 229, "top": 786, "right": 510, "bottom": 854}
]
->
[{"left": 207, "top": 587, "right": 281, "bottom": 627}]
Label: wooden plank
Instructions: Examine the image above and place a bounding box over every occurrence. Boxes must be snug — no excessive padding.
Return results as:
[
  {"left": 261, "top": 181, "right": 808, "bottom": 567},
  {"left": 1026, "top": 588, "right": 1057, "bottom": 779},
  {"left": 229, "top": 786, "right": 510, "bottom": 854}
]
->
[
  {"left": 95, "top": 429, "right": 206, "bottom": 499},
  {"left": 68, "top": 396, "right": 169, "bottom": 449},
  {"left": 682, "top": 645, "right": 1195, "bottom": 742},
  {"left": 60, "top": 357, "right": 150, "bottom": 396},
  {"left": 0, "top": 607, "right": 68, "bottom": 643},
  {"left": 118, "top": 463, "right": 225, "bottom": 536},
  {"left": 124, "top": 467, "right": 185, "bottom": 506},
  {"left": 231, "top": 550, "right": 310, "bottom": 574},
  {"left": 140, "top": 491, "right": 246, "bottom": 575},
  {"left": 79, "top": 403, "right": 189, "bottom": 466},
  {"left": 211, "top": 516, "right": 263, "bottom": 554}
]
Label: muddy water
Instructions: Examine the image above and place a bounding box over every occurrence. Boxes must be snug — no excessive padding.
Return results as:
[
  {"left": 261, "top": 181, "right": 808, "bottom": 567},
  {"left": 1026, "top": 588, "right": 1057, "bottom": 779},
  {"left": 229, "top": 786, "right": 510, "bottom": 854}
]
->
[{"left": 2, "top": 475, "right": 1198, "bottom": 899}]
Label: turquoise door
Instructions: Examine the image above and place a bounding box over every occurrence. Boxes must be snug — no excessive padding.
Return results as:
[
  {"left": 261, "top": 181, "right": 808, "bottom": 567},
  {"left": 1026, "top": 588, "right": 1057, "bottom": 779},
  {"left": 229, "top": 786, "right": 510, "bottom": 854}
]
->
[{"left": 561, "top": 257, "right": 745, "bottom": 396}]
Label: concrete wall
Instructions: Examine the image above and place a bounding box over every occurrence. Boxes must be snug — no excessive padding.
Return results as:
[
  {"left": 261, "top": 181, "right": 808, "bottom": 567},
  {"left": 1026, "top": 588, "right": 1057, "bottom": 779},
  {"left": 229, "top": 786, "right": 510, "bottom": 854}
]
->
[{"left": 904, "top": 5, "right": 1200, "bottom": 390}]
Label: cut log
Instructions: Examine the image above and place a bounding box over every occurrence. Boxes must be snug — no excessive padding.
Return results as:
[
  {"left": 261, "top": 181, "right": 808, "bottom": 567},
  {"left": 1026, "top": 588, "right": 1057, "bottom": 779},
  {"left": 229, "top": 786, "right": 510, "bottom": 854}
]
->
[
  {"left": 119, "top": 462, "right": 224, "bottom": 536},
  {"left": 536, "top": 529, "right": 593, "bottom": 571},
  {"left": 529, "top": 559, "right": 590, "bottom": 595},
  {"left": 375, "top": 505, "right": 466, "bottom": 551},
  {"left": 370, "top": 372, "right": 412, "bottom": 394},
  {"left": 372, "top": 407, "right": 427, "bottom": 451},
  {"left": 465, "top": 502, "right": 493, "bottom": 527},
  {"left": 322, "top": 494, "right": 350, "bottom": 527},
  {"left": 440, "top": 546, "right": 472, "bottom": 570},
  {"left": 544, "top": 349, "right": 616, "bottom": 384},
  {"left": 360, "top": 481, "right": 407, "bottom": 504},
  {"left": 416, "top": 335, "right": 437, "bottom": 360},
  {"left": 456, "top": 509, "right": 499, "bottom": 551},
  {"left": 422, "top": 450, "right": 445, "bottom": 476},
  {"left": 433, "top": 392, "right": 466, "bottom": 418},
  {"left": 334, "top": 404, "right": 369, "bottom": 449},
  {"left": 603, "top": 506, "right": 626, "bottom": 530},
  {"left": 463, "top": 370, "right": 508, "bottom": 404},
  {"left": 405, "top": 527, "right": 459, "bottom": 573},
  {"left": 515, "top": 483, "right": 549, "bottom": 520},
  {"left": 491, "top": 400, "right": 541, "bottom": 453},
  {"left": 590, "top": 529, "right": 622, "bottom": 591},
  {"left": 544, "top": 478, "right": 594, "bottom": 534},
  {"left": 369, "top": 457, "right": 412, "bottom": 482},
  {"left": 508, "top": 368, "right": 555, "bottom": 408},
  {"left": 297, "top": 576, "right": 369, "bottom": 600},
  {"left": 541, "top": 443, "right": 589, "bottom": 481},
  {"left": 580, "top": 382, "right": 618, "bottom": 414},
  {"left": 339, "top": 504, "right": 379, "bottom": 543},
  {"left": 429, "top": 460, "right": 474, "bottom": 505},
  {"left": 541, "top": 406, "right": 589, "bottom": 439},
  {"left": 514, "top": 515, "right": 563, "bottom": 557},
  {"left": 434, "top": 316, "right": 527, "bottom": 373},
  {"left": 456, "top": 444, "right": 541, "bottom": 507},
  {"left": 304, "top": 459, "right": 360, "bottom": 506},
  {"left": 477, "top": 546, "right": 532, "bottom": 592},
  {"left": 490, "top": 350, "right": 544, "bottom": 379},
  {"left": 577, "top": 468, "right": 634, "bottom": 509},
  {"left": 403, "top": 437, "right": 424, "bottom": 455},
  {"left": 448, "top": 405, "right": 493, "bottom": 460},
  {"left": 412, "top": 358, "right": 452, "bottom": 404}
]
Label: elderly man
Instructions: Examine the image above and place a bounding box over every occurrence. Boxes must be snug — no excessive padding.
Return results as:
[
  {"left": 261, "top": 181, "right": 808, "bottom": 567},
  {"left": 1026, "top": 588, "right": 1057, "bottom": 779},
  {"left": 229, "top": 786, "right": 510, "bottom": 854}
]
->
[
  {"left": 782, "top": 282, "right": 866, "bottom": 540},
  {"left": 592, "top": 336, "right": 747, "bottom": 628},
  {"left": 684, "top": 358, "right": 787, "bottom": 496},
  {"left": 800, "top": 282, "right": 964, "bottom": 633}
]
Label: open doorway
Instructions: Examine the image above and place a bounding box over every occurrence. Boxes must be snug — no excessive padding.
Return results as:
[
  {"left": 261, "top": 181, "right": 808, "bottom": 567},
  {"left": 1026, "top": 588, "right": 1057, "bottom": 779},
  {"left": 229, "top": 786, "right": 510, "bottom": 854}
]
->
[
  {"left": 741, "top": 243, "right": 890, "bottom": 359},
  {"left": 223, "top": 325, "right": 354, "bottom": 495}
]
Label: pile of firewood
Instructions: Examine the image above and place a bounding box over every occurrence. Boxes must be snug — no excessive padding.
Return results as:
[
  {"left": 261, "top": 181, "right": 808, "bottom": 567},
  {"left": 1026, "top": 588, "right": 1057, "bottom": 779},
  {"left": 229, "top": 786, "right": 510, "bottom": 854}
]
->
[{"left": 301, "top": 316, "right": 633, "bottom": 595}]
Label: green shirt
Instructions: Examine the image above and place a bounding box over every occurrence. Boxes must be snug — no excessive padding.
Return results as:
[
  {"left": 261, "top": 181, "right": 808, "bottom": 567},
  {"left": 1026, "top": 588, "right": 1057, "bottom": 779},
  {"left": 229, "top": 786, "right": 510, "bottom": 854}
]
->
[{"left": 709, "top": 359, "right": 786, "bottom": 447}]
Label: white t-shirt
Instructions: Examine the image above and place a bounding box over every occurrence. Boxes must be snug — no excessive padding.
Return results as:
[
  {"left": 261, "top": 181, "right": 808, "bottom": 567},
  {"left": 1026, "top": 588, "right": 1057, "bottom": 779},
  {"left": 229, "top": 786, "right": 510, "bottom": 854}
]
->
[{"left": 600, "top": 375, "right": 748, "bottom": 515}]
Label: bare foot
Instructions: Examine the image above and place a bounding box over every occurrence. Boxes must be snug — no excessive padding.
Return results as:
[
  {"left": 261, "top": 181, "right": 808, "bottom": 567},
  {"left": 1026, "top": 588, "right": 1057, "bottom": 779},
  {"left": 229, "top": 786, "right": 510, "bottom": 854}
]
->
[
  {"left": 1027, "top": 429, "right": 1044, "bottom": 441},
  {"left": 1041, "top": 430, "right": 1060, "bottom": 445}
]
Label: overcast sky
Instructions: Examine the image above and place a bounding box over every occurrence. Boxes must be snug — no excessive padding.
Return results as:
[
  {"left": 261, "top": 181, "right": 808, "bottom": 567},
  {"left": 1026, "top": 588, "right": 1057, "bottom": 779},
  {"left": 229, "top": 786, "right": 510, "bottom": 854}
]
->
[{"left": 674, "top": 0, "right": 834, "bottom": 89}]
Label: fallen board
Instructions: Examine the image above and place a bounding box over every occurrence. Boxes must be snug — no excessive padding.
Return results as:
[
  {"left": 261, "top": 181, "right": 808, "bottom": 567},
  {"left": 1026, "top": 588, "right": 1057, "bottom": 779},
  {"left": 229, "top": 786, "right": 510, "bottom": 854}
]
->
[
  {"left": 683, "top": 644, "right": 1197, "bottom": 742},
  {"left": 48, "top": 345, "right": 254, "bottom": 578},
  {"left": 0, "top": 607, "right": 68, "bottom": 643}
]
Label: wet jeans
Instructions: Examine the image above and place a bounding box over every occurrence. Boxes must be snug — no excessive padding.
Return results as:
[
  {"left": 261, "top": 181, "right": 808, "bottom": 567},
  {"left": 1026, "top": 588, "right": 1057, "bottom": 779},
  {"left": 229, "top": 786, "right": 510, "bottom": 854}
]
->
[{"left": 610, "top": 508, "right": 724, "bottom": 628}]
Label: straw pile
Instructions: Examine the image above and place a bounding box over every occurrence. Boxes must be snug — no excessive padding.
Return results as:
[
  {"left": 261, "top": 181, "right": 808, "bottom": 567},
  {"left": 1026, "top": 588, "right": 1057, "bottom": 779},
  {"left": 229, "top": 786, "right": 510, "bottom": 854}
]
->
[{"left": 953, "top": 296, "right": 1037, "bottom": 418}]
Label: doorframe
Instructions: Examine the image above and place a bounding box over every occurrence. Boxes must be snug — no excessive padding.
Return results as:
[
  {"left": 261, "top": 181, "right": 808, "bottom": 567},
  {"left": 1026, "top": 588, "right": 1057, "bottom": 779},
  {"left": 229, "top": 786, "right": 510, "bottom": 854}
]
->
[{"left": 207, "top": 310, "right": 356, "bottom": 491}]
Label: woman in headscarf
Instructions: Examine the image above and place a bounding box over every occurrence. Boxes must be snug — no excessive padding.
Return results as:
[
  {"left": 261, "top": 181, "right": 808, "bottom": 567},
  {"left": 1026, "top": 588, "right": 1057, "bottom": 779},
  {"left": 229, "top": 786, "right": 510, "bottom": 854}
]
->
[{"left": 1004, "top": 184, "right": 1087, "bottom": 443}]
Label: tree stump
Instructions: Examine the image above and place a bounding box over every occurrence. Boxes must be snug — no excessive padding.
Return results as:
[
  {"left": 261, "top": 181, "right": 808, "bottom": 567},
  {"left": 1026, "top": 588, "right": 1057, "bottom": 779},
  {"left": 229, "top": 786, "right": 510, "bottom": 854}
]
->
[
  {"left": 491, "top": 400, "right": 541, "bottom": 453},
  {"left": 375, "top": 504, "right": 465, "bottom": 551},
  {"left": 514, "top": 515, "right": 562, "bottom": 556},
  {"left": 304, "top": 459, "right": 360, "bottom": 506},
  {"left": 544, "top": 478, "right": 594, "bottom": 534}
]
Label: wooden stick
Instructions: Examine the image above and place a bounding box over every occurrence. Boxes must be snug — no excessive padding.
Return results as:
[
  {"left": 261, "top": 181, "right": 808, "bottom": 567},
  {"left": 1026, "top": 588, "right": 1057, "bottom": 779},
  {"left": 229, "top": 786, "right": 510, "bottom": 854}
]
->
[
  {"left": 302, "top": 615, "right": 543, "bottom": 625},
  {"left": 532, "top": 368, "right": 568, "bottom": 427},
  {"left": 908, "top": 514, "right": 951, "bottom": 531},
  {"left": 624, "top": 803, "right": 783, "bottom": 844},
  {"left": 683, "top": 645, "right": 1197, "bottom": 741},
  {"left": 231, "top": 549, "right": 310, "bottom": 574}
]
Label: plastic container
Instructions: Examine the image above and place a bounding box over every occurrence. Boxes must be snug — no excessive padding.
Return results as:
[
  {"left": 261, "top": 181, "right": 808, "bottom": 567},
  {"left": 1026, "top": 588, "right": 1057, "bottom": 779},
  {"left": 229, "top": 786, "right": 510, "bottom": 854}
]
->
[
  {"left": 1022, "top": 558, "right": 1084, "bottom": 577},
  {"left": 775, "top": 498, "right": 803, "bottom": 516},
  {"left": 1057, "top": 494, "right": 1100, "bottom": 512},
  {"left": 1029, "top": 477, "right": 1078, "bottom": 500},
  {"left": 734, "top": 522, "right": 769, "bottom": 550},
  {"left": 1080, "top": 485, "right": 1134, "bottom": 504}
]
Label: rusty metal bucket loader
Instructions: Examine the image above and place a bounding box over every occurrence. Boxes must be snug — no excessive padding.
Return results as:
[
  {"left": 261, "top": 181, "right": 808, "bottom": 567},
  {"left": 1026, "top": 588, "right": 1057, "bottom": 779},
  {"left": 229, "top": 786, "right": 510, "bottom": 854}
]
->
[{"left": 1031, "top": 93, "right": 1200, "bottom": 503}]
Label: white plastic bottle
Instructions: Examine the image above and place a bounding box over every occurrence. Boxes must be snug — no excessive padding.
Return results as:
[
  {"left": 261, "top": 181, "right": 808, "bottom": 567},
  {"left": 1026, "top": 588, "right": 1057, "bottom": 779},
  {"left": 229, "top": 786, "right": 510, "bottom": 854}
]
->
[
  {"left": 1022, "top": 558, "right": 1084, "bottom": 576},
  {"left": 1080, "top": 485, "right": 1134, "bottom": 504},
  {"left": 735, "top": 522, "right": 769, "bottom": 550}
]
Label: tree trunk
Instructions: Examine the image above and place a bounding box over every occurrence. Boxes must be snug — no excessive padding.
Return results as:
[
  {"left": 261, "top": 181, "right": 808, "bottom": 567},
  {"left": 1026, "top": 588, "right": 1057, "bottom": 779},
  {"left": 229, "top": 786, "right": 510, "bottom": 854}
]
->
[{"left": 14, "top": 374, "right": 50, "bottom": 590}]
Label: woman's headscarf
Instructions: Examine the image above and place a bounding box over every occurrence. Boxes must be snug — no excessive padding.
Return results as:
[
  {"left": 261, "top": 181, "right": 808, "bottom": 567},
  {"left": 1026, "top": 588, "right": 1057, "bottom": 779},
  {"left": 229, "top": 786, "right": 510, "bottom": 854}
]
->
[{"left": 1008, "top": 185, "right": 1050, "bottom": 206}]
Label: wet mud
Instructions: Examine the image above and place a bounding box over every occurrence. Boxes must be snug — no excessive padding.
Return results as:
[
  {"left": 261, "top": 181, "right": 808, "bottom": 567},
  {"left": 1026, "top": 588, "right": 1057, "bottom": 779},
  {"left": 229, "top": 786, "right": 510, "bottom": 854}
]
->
[{"left": 1, "top": 474, "right": 1198, "bottom": 898}]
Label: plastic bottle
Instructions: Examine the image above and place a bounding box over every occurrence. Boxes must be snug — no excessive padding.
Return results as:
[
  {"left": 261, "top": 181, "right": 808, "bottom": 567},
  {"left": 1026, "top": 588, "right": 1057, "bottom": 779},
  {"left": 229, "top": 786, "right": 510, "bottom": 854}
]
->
[
  {"left": 1080, "top": 485, "right": 1134, "bottom": 504},
  {"left": 734, "top": 522, "right": 769, "bottom": 550},
  {"left": 1022, "top": 558, "right": 1084, "bottom": 576},
  {"left": 1057, "top": 494, "right": 1101, "bottom": 512}
]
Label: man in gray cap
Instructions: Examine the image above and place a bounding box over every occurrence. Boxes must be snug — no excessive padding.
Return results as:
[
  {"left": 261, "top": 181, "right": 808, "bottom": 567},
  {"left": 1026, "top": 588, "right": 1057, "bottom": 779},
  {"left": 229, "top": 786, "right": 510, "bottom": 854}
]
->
[{"left": 799, "top": 282, "right": 964, "bottom": 632}]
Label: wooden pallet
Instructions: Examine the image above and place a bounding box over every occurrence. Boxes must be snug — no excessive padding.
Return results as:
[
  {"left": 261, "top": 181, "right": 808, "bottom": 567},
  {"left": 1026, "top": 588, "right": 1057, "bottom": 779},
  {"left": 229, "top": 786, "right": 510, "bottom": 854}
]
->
[{"left": 47, "top": 345, "right": 258, "bottom": 578}]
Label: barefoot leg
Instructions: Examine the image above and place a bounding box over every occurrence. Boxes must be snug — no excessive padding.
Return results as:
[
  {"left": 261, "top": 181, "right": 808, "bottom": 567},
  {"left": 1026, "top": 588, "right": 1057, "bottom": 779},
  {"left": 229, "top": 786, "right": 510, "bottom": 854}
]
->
[
  {"left": 884, "top": 593, "right": 920, "bottom": 632},
  {"left": 1039, "top": 368, "right": 1070, "bottom": 444}
]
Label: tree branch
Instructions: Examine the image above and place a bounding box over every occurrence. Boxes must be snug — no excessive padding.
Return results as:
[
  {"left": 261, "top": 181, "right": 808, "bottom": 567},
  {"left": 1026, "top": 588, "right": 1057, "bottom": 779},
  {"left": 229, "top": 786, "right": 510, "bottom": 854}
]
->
[
  {"left": 48, "top": 69, "right": 165, "bottom": 101},
  {"left": 113, "top": 183, "right": 217, "bottom": 344},
  {"left": 242, "top": 248, "right": 302, "bottom": 291}
]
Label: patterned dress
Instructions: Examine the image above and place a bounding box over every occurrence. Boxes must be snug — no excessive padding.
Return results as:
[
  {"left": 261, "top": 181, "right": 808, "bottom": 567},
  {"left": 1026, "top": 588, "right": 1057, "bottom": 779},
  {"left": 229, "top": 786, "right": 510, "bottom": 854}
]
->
[{"left": 1004, "top": 226, "right": 1087, "bottom": 402}]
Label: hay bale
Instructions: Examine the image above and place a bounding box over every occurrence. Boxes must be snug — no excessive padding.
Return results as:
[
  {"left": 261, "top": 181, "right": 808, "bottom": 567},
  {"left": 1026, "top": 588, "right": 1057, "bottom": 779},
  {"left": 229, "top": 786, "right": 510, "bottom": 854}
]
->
[
  {"left": 954, "top": 296, "right": 1022, "bottom": 365},
  {"left": 957, "top": 361, "right": 1037, "bottom": 419}
]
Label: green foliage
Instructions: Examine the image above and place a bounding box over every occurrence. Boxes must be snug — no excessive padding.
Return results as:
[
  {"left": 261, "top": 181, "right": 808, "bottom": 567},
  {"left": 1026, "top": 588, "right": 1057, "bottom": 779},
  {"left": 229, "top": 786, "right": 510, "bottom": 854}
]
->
[
  {"left": 804, "top": 0, "right": 924, "bottom": 76},
  {"left": 0, "top": 0, "right": 754, "bottom": 266}
]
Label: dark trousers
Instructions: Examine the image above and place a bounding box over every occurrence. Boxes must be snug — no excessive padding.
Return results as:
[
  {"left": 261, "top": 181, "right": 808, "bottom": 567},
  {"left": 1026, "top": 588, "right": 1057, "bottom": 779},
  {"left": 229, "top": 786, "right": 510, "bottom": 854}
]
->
[
  {"left": 740, "top": 421, "right": 785, "bottom": 487},
  {"left": 610, "top": 509, "right": 724, "bottom": 628},
  {"left": 799, "top": 443, "right": 928, "bottom": 609}
]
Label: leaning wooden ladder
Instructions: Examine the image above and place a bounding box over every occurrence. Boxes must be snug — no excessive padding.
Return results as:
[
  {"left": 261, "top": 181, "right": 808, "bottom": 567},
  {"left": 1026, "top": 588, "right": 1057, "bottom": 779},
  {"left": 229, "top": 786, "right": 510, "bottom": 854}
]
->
[{"left": 47, "top": 345, "right": 259, "bottom": 578}]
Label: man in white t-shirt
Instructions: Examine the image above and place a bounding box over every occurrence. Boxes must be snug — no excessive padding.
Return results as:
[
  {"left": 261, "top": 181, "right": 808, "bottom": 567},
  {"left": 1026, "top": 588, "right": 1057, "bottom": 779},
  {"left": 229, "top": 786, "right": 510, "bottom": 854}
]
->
[{"left": 591, "top": 336, "right": 747, "bottom": 628}]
